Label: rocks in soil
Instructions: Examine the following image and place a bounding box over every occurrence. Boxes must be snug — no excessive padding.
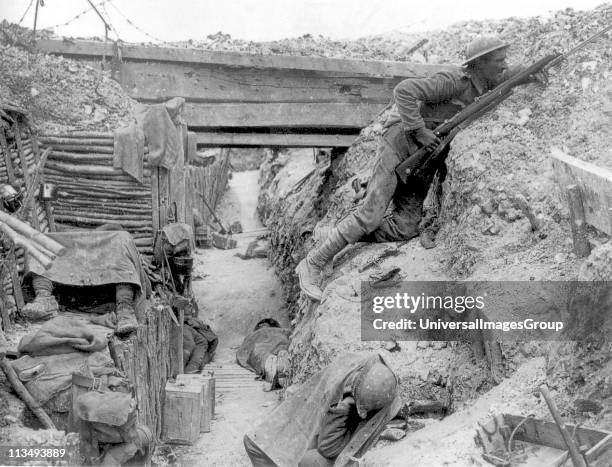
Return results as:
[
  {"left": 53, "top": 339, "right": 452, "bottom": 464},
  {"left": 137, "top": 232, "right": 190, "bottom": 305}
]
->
[{"left": 0, "top": 22, "right": 137, "bottom": 133}]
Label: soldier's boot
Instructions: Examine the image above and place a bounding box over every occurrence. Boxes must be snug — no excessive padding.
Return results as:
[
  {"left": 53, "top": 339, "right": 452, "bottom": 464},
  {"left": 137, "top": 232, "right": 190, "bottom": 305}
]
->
[
  {"left": 100, "top": 443, "right": 138, "bottom": 466},
  {"left": 184, "top": 344, "right": 208, "bottom": 373},
  {"left": 419, "top": 216, "right": 439, "bottom": 250},
  {"left": 21, "top": 275, "right": 58, "bottom": 321},
  {"left": 312, "top": 225, "right": 331, "bottom": 244},
  {"left": 100, "top": 423, "right": 153, "bottom": 466},
  {"left": 114, "top": 284, "right": 138, "bottom": 337},
  {"left": 419, "top": 229, "right": 437, "bottom": 249},
  {"left": 295, "top": 227, "right": 347, "bottom": 302}
]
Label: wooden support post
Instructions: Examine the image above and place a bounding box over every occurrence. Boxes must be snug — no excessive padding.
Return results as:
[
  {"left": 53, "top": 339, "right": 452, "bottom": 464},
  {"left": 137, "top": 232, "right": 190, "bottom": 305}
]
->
[
  {"left": 0, "top": 264, "right": 10, "bottom": 331},
  {"left": 178, "top": 308, "right": 184, "bottom": 375},
  {"left": 31, "top": 137, "right": 41, "bottom": 164},
  {"left": 7, "top": 247, "right": 24, "bottom": 311},
  {"left": 566, "top": 184, "right": 591, "bottom": 257},
  {"left": 28, "top": 201, "right": 40, "bottom": 231},
  {"left": 151, "top": 168, "right": 160, "bottom": 237},
  {"left": 44, "top": 203, "right": 56, "bottom": 232},
  {"left": 14, "top": 124, "right": 31, "bottom": 190},
  {"left": 0, "top": 130, "right": 16, "bottom": 185}
]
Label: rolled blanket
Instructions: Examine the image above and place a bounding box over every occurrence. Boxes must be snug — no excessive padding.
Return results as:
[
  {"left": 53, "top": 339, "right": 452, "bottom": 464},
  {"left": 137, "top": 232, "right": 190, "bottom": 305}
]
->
[{"left": 18, "top": 316, "right": 111, "bottom": 356}]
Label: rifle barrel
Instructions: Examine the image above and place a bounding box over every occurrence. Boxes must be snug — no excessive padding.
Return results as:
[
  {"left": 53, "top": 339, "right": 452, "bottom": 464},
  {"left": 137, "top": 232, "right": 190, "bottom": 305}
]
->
[
  {"left": 548, "top": 22, "right": 612, "bottom": 68},
  {"left": 395, "top": 22, "right": 612, "bottom": 184}
]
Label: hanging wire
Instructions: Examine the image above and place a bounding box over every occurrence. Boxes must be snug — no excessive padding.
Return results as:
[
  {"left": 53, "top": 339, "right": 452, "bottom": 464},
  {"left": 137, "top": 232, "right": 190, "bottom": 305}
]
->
[
  {"left": 84, "top": 0, "right": 120, "bottom": 42},
  {"left": 17, "top": 0, "right": 35, "bottom": 25},
  {"left": 107, "top": 0, "right": 168, "bottom": 44},
  {"left": 42, "top": 0, "right": 109, "bottom": 30}
]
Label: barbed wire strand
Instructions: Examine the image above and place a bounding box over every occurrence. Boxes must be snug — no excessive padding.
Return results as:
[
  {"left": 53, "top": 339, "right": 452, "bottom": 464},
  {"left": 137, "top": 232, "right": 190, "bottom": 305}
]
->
[
  {"left": 18, "top": 0, "right": 35, "bottom": 25},
  {"left": 107, "top": 0, "right": 169, "bottom": 44},
  {"left": 42, "top": 0, "right": 109, "bottom": 30}
]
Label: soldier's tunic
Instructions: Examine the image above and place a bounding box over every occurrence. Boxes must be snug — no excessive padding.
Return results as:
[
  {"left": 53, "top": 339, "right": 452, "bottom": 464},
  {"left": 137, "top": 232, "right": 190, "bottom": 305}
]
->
[{"left": 335, "top": 69, "right": 490, "bottom": 244}]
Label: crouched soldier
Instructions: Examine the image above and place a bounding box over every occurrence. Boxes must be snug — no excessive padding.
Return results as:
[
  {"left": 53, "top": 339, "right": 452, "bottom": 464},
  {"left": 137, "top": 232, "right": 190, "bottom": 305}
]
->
[
  {"left": 244, "top": 352, "right": 399, "bottom": 466},
  {"left": 76, "top": 390, "right": 153, "bottom": 466},
  {"left": 296, "top": 36, "right": 546, "bottom": 301}
]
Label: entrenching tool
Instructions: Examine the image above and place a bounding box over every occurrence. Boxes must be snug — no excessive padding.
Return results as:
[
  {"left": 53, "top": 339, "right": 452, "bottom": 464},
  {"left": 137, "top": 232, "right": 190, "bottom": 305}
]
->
[
  {"left": 539, "top": 385, "right": 588, "bottom": 467},
  {"left": 197, "top": 192, "right": 229, "bottom": 234}
]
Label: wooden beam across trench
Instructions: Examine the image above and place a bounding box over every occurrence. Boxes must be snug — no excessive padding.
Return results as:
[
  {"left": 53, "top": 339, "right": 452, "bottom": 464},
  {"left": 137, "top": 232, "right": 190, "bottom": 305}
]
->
[
  {"left": 36, "top": 39, "right": 455, "bottom": 140},
  {"left": 195, "top": 132, "right": 357, "bottom": 148}
]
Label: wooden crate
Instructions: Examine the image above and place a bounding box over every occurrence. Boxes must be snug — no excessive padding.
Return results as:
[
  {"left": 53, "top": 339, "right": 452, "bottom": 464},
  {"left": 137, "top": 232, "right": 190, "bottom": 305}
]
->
[
  {"left": 162, "top": 381, "right": 202, "bottom": 445},
  {"left": 176, "top": 374, "right": 215, "bottom": 432}
]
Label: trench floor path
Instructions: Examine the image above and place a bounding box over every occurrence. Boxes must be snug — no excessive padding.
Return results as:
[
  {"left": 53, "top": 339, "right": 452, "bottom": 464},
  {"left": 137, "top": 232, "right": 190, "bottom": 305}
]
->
[{"left": 175, "top": 170, "right": 288, "bottom": 466}]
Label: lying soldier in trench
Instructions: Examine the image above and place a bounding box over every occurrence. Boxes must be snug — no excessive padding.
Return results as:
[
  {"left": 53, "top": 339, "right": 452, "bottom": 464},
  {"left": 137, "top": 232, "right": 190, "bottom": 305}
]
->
[
  {"left": 243, "top": 352, "right": 399, "bottom": 467},
  {"left": 297, "top": 35, "right": 547, "bottom": 301},
  {"left": 236, "top": 318, "right": 290, "bottom": 389},
  {"left": 21, "top": 226, "right": 150, "bottom": 337},
  {"left": 177, "top": 298, "right": 219, "bottom": 373}
]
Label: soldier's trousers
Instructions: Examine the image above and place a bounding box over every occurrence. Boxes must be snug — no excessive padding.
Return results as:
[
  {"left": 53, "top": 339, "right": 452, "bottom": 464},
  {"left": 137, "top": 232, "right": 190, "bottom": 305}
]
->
[{"left": 336, "top": 123, "right": 436, "bottom": 244}]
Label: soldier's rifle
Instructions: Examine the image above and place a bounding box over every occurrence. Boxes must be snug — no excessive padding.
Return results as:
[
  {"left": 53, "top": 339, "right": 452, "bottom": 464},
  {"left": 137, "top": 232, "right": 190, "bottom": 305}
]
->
[{"left": 395, "top": 23, "right": 612, "bottom": 184}]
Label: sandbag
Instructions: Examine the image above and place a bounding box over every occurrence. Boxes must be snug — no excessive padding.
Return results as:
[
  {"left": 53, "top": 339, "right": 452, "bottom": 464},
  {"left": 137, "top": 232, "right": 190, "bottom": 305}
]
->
[
  {"left": 11, "top": 351, "right": 114, "bottom": 405},
  {"left": 77, "top": 391, "right": 135, "bottom": 426}
]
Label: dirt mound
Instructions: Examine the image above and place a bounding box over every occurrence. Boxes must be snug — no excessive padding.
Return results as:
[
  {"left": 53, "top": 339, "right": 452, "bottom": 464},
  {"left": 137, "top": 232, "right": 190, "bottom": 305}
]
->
[
  {"left": 257, "top": 4, "right": 612, "bottom": 463},
  {"left": 163, "top": 4, "right": 611, "bottom": 68},
  {"left": 0, "top": 21, "right": 136, "bottom": 133}
]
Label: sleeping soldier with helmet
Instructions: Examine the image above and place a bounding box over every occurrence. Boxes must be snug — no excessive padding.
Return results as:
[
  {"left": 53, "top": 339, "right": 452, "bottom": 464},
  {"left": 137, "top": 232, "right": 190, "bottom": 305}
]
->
[{"left": 243, "top": 352, "right": 399, "bottom": 467}]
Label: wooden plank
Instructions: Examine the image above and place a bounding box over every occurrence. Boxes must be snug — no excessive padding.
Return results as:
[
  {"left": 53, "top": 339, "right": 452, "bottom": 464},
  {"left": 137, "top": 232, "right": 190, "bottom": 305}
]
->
[
  {"left": 186, "top": 132, "right": 197, "bottom": 161},
  {"left": 120, "top": 61, "right": 402, "bottom": 103},
  {"left": 587, "top": 434, "right": 612, "bottom": 463},
  {"left": 504, "top": 414, "right": 609, "bottom": 452},
  {"left": 0, "top": 130, "right": 16, "bottom": 184},
  {"left": 159, "top": 168, "right": 170, "bottom": 228},
  {"left": 14, "top": 124, "right": 31, "bottom": 189},
  {"left": 195, "top": 132, "right": 357, "bottom": 148},
  {"left": 29, "top": 199, "right": 40, "bottom": 231},
  {"left": 551, "top": 148, "right": 612, "bottom": 236},
  {"left": 36, "top": 39, "right": 454, "bottom": 77},
  {"left": 31, "top": 137, "right": 41, "bottom": 164},
  {"left": 185, "top": 102, "right": 383, "bottom": 128},
  {"left": 566, "top": 184, "right": 591, "bottom": 257},
  {"left": 0, "top": 265, "right": 10, "bottom": 331},
  {"left": 7, "top": 247, "right": 24, "bottom": 311},
  {"left": 151, "top": 168, "right": 160, "bottom": 238},
  {"left": 170, "top": 124, "right": 186, "bottom": 224},
  {"left": 44, "top": 203, "right": 55, "bottom": 232}
]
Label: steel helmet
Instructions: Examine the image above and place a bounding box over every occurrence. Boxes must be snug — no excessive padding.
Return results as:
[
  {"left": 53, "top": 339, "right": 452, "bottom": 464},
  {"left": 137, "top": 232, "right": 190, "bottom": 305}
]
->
[
  {"left": 0, "top": 184, "right": 23, "bottom": 213},
  {"left": 353, "top": 361, "right": 398, "bottom": 418},
  {"left": 463, "top": 36, "right": 509, "bottom": 66}
]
